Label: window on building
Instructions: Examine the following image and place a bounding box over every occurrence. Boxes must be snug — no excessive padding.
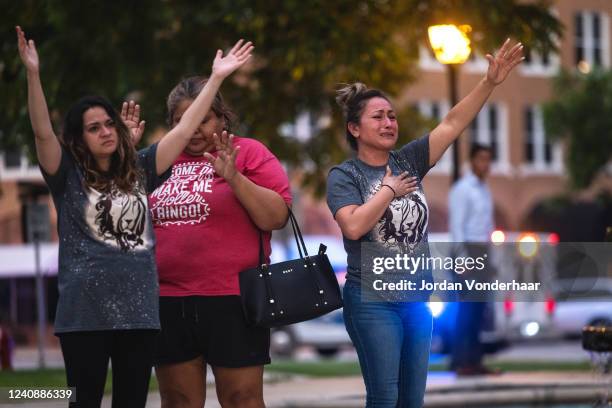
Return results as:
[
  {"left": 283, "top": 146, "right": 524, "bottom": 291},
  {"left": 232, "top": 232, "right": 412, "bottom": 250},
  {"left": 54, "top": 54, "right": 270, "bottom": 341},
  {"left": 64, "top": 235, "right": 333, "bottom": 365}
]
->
[
  {"left": 0, "top": 147, "right": 43, "bottom": 181},
  {"left": 523, "top": 105, "right": 561, "bottom": 171},
  {"left": 464, "top": 51, "right": 488, "bottom": 73},
  {"left": 525, "top": 108, "right": 535, "bottom": 163},
  {"left": 4, "top": 149, "right": 22, "bottom": 168},
  {"left": 417, "top": 101, "right": 451, "bottom": 172},
  {"left": 524, "top": 48, "right": 551, "bottom": 67},
  {"left": 418, "top": 45, "right": 444, "bottom": 71},
  {"left": 575, "top": 11, "right": 610, "bottom": 70},
  {"left": 520, "top": 45, "right": 560, "bottom": 77},
  {"left": 469, "top": 104, "right": 502, "bottom": 162},
  {"left": 488, "top": 107, "right": 498, "bottom": 161}
]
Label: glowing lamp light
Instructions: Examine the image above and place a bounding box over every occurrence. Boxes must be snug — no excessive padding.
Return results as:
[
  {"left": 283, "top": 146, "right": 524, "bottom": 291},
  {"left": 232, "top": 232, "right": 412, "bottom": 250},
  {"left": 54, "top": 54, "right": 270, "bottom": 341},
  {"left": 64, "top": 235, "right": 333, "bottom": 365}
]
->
[
  {"left": 518, "top": 233, "right": 539, "bottom": 258},
  {"left": 428, "top": 24, "right": 472, "bottom": 65},
  {"left": 491, "top": 230, "right": 506, "bottom": 245},
  {"left": 578, "top": 60, "right": 591, "bottom": 74}
]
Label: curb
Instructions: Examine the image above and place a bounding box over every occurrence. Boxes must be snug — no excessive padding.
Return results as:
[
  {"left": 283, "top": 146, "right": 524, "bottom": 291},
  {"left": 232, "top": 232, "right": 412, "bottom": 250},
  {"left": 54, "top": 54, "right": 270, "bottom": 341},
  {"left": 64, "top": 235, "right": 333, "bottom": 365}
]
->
[{"left": 277, "top": 382, "right": 609, "bottom": 407}]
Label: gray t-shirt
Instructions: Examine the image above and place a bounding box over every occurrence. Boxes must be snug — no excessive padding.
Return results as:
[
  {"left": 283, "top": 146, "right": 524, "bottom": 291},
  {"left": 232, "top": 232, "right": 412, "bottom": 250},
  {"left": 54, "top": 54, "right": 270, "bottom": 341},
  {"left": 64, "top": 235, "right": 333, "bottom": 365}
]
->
[
  {"left": 42, "top": 144, "right": 167, "bottom": 333},
  {"left": 326, "top": 134, "right": 432, "bottom": 284}
]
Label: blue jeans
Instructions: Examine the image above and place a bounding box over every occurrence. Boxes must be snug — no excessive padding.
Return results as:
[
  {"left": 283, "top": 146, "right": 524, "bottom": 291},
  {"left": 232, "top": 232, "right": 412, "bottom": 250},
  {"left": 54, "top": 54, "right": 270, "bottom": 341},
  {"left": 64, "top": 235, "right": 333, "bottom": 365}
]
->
[{"left": 343, "top": 281, "right": 433, "bottom": 408}]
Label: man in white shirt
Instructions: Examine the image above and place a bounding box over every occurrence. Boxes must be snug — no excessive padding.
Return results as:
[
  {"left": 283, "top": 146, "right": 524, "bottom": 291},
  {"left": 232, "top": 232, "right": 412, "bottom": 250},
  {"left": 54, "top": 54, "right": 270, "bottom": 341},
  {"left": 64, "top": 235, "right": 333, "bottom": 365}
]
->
[
  {"left": 449, "top": 146, "right": 494, "bottom": 244},
  {"left": 448, "top": 143, "right": 499, "bottom": 375}
]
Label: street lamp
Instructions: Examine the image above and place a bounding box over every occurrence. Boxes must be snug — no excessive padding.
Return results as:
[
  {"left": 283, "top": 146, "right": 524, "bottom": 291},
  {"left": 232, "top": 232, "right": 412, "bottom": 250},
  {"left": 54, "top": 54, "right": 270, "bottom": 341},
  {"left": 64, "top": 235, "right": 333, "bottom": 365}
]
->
[{"left": 428, "top": 24, "right": 472, "bottom": 182}]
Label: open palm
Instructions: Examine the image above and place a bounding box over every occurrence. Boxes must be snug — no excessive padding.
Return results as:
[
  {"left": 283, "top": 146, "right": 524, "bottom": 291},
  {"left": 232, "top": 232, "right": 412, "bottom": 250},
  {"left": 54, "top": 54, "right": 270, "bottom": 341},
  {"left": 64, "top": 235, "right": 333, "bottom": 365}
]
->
[
  {"left": 120, "top": 100, "right": 145, "bottom": 145},
  {"left": 485, "top": 39, "right": 524, "bottom": 85},
  {"left": 16, "top": 26, "right": 39, "bottom": 73},
  {"left": 204, "top": 131, "right": 240, "bottom": 182},
  {"left": 211, "top": 39, "right": 254, "bottom": 79}
]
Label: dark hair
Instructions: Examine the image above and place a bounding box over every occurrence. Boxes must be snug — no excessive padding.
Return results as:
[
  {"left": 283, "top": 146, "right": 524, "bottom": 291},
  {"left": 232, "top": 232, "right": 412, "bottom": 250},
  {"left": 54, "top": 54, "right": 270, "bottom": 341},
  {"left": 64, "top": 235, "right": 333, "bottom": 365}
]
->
[
  {"left": 62, "top": 95, "right": 141, "bottom": 193},
  {"left": 470, "top": 143, "right": 493, "bottom": 159},
  {"left": 335, "top": 82, "right": 391, "bottom": 150},
  {"left": 166, "top": 76, "right": 236, "bottom": 130}
]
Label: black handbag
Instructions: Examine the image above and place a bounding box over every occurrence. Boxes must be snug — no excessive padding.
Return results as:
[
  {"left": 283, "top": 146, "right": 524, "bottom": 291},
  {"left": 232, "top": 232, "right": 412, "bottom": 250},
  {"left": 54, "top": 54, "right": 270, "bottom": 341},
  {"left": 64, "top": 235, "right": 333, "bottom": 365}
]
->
[{"left": 239, "top": 209, "right": 343, "bottom": 328}]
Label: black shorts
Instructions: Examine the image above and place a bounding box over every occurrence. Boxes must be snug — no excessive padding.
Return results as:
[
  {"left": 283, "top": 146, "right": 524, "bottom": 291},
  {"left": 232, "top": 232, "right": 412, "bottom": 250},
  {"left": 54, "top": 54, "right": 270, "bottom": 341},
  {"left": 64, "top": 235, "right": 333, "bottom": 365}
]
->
[{"left": 154, "top": 296, "right": 270, "bottom": 368}]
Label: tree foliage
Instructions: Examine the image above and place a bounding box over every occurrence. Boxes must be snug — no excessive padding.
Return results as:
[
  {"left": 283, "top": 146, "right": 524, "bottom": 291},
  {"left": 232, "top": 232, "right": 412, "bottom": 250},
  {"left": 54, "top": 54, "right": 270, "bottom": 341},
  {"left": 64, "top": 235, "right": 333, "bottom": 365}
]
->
[
  {"left": 543, "top": 69, "right": 612, "bottom": 189},
  {"left": 1, "top": 0, "right": 562, "bottom": 195}
]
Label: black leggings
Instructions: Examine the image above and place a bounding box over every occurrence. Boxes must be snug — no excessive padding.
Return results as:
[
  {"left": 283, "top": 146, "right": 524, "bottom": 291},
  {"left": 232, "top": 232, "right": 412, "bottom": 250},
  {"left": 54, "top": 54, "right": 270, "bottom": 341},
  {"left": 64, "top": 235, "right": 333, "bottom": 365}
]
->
[{"left": 58, "top": 330, "right": 157, "bottom": 408}]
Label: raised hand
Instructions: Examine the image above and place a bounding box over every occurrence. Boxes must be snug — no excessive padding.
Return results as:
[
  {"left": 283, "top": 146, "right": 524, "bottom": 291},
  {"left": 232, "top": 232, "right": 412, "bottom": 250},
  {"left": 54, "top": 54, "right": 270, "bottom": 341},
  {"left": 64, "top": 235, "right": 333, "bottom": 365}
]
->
[
  {"left": 485, "top": 39, "right": 524, "bottom": 85},
  {"left": 381, "top": 167, "right": 418, "bottom": 198},
  {"left": 203, "top": 131, "right": 241, "bottom": 182},
  {"left": 211, "top": 39, "right": 254, "bottom": 80},
  {"left": 16, "top": 26, "right": 39, "bottom": 73},
  {"left": 120, "top": 100, "right": 145, "bottom": 145}
]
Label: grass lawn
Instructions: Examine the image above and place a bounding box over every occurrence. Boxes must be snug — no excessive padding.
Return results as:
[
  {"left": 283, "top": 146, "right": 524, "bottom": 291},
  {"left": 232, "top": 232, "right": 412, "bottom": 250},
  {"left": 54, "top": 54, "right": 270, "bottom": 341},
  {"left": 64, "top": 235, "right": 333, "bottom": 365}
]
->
[
  {"left": 0, "top": 369, "right": 159, "bottom": 391},
  {"left": 266, "top": 360, "right": 593, "bottom": 377}
]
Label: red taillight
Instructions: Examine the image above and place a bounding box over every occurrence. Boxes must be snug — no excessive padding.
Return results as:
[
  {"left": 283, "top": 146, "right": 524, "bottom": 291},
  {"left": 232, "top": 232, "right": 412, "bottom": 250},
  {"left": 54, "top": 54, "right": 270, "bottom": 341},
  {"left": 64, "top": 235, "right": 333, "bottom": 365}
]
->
[
  {"left": 545, "top": 297, "right": 556, "bottom": 315},
  {"left": 547, "top": 233, "right": 560, "bottom": 245},
  {"left": 504, "top": 298, "right": 514, "bottom": 316}
]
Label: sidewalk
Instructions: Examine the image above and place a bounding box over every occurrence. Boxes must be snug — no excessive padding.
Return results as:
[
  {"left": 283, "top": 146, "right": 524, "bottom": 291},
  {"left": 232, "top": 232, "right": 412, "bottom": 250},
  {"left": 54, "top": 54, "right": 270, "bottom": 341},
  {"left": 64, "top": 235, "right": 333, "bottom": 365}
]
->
[
  {"left": 2, "top": 370, "right": 608, "bottom": 407},
  {"left": 271, "top": 371, "right": 608, "bottom": 407},
  {"left": 4, "top": 346, "right": 608, "bottom": 407},
  {"left": 12, "top": 347, "right": 64, "bottom": 370}
]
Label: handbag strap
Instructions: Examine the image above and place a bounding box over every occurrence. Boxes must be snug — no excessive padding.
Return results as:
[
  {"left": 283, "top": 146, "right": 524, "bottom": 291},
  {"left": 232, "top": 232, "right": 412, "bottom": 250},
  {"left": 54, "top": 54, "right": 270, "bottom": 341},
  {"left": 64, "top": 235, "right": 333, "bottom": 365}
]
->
[
  {"left": 285, "top": 208, "right": 329, "bottom": 305},
  {"left": 256, "top": 207, "right": 310, "bottom": 266},
  {"left": 288, "top": 208, "right": 309, "bottom": 258},
  {"left": 256, "top": 207, "right": 329, "bottom": 307}
]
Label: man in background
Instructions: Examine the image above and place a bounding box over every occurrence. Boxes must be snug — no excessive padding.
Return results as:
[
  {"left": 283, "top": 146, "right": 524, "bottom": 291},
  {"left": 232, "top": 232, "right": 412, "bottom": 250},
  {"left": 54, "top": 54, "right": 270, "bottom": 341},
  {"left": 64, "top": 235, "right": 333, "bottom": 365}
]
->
[{"left": 449, "top": 143, "right": 499, "bottom": 375}]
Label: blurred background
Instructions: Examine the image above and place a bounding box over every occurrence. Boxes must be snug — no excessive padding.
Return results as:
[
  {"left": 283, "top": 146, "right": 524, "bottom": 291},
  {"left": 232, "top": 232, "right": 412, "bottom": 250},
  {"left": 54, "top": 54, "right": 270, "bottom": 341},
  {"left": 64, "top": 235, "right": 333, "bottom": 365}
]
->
[{"left": 1, "top": 0, "right": 612, "bottom": 406}]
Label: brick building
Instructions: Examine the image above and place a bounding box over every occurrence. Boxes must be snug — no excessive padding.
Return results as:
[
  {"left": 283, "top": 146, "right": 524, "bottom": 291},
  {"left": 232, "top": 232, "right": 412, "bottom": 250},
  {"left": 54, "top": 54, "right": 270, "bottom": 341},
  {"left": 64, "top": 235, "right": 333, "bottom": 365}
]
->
[{"left": 408, "top": 0, "right": 612, "bottom": 232}]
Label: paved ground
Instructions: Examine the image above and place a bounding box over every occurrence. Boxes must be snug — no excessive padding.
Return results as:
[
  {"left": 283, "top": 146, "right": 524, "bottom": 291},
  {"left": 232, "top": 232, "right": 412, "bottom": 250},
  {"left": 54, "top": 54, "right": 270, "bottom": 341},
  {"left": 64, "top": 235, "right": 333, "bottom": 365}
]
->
[
  {"left": 490, "top": 339, "right": 590, "bottom": 363},
  {"left": 1, "top": 371, "right": 607, "bottom": 407},
  {"left": 3, "top": 341, "right": 608, "bottom": 407}
]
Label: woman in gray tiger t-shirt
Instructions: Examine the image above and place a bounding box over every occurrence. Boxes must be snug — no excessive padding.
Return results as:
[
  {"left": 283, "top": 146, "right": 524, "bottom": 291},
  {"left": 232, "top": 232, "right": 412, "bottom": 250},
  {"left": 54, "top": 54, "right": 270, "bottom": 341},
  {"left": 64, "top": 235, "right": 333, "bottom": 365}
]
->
[
  {"left": 327, "top": 39, "right": 524, "bottom": 407},
  {"left": 16, "top": 25, "right": 252, "bottom": 408}
]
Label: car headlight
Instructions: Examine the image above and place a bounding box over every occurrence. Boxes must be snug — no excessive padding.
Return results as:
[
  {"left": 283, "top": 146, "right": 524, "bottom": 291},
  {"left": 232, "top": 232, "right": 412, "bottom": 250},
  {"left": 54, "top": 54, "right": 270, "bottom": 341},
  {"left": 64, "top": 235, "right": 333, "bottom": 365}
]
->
[
  {"left": 518, "top": 233, "right": 539, "bottom": 258},
  {"left": 521, "top": 321, "right": 540, "bottom": 337},
  {"left": 427, "top": 301, "right": 445, "bottom": 318}
]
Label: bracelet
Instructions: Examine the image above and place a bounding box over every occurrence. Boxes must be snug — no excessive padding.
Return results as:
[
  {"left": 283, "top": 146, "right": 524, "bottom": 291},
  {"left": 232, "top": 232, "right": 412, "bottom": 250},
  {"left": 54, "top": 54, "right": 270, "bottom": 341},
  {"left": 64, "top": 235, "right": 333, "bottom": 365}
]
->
[{"left": 381, "top": 184, "right": 396, "bottom": 198}]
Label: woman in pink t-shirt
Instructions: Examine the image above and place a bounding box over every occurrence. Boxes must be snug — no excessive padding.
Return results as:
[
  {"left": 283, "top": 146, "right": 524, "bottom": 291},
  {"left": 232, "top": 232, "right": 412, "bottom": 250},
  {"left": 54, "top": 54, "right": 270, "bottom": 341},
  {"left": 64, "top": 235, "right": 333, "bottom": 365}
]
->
[{"left": 148, "top": 76, "right": 292, "bottom": 408}]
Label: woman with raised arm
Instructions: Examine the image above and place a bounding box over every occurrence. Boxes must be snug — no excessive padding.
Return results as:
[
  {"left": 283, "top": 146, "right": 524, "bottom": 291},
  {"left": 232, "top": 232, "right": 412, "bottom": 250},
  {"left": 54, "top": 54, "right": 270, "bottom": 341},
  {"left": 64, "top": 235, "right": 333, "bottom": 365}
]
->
[
  {"left": 326, "top": 39, "right": 523, "bottom": 407},
  {"left": 16, "top": 25, "right": 252, "bottom": 408},
  {"left": 136, "top": 74, "right": 291, "bottom": 408}
]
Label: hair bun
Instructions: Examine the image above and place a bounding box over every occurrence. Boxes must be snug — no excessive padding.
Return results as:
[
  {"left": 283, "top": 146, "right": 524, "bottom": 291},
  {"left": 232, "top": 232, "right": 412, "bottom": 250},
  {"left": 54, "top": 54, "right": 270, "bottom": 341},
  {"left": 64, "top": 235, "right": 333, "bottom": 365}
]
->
[{"left": 335, "top": 82, "right": 368, "bottom": 114}]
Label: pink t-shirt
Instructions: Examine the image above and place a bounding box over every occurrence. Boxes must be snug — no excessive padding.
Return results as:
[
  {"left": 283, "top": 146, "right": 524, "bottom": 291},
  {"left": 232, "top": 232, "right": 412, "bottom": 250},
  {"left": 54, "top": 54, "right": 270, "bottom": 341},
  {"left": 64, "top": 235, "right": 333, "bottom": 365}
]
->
[{"left": 149, "top": 137, "right": 292, "bottom": 296}]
